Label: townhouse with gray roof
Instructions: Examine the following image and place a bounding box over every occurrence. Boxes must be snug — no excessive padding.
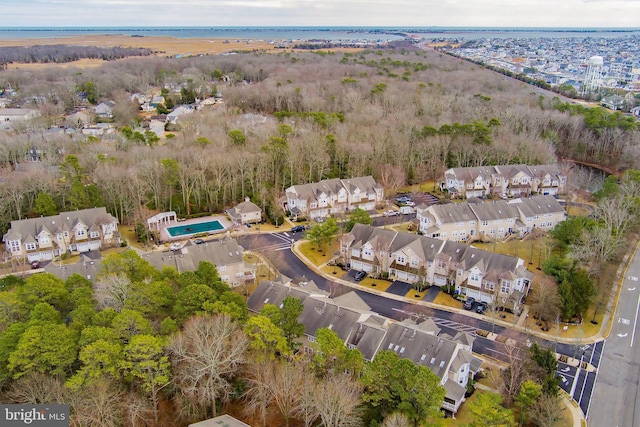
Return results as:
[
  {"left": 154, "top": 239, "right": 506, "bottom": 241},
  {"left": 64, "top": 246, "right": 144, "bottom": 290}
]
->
[
  {"left": 441, "top": 164, "right": 566, "bottom": 199},
  {"left": 140, "top": 237, "right": 255, "bottom": 287},
  {"left": 416, "top": 195, "right": 566, "bottom": 242},
  {"left": 341, "top": 224, "right": 533, "bottom": 312},
  {"left": 2, "top": 207, "right": 119, "bottom": 263},
  {"left": 247, "top": 280, "right": 479, "bottom": 414},
  {"left": 284, "top": 176, "right": 383, "bottom": 220}
]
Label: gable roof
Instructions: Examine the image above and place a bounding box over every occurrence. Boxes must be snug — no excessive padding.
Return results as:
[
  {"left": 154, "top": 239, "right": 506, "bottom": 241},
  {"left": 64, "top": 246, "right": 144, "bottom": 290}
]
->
[
  {"left": 141, "top": 237, "right": 244, "bottom": 273},
  {"left": 3, "top": 208, "right": 117, "bottom": 243}
]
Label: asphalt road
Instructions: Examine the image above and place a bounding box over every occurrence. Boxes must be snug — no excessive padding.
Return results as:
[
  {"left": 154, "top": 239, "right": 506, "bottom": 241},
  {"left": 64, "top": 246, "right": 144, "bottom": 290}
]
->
[
  {"left": 238, "top": 230, "right": 598, "bottom": 414},
  {"left": 588, "top": 250, "right": 640, "bottom": 427}
]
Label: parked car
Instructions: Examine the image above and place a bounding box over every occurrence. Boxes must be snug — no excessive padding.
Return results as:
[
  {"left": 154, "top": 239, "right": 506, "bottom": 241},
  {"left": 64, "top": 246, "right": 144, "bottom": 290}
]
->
[
  {"left": 291, "top": 225, "right": 306, "bottom": 233},
  {"left": 354, "top": 270, "right": 367, "bottom": 281},
  {"left": 476, "top": 303, "right": 487, "bottom": 314},
  {"left": 463, "top": 297, "right": 475, "bottom": 310},
  {"left": 169, "top": 243, "right": 182, "bottom": 251},
  {"left": 383, "top": 210, "right": 400, "bottom": 216},
  {"left": 30, "top": 260, "right": 40, "bottom": 269},
  {"left": 194, "top": 238, "right": 204, "bottom": 245}
]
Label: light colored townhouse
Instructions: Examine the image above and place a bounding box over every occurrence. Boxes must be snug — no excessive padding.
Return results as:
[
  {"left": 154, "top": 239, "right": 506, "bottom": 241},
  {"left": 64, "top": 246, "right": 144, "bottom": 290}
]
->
[
  {"left": 140, "top": 237, "right": 255, "bottom": 287},
  {"left": 441, "top": 166, "right": 495, "bottom": 199},
  {"left": 416, "top": 195, "right": 565, "bottom": 241},
  {"left": 440, "top": 164, "right": 567, "bottom": 199},
  {"left": 247, "top": 280, "right": 479, "bottom": 414},
  {"left": 512, "top": 195, "right": 566, "bottom": 233},
  {"left": 436, "top": 241, "right": 533, "bottom": 312},
  {"left": 492, "top": 164, "right": 534, "bottom": 198},
  {"left": 468, "top": 200, "right": 521, "bottom": 241},
  {"left": 225, "top": 197, "right": 262, "bottom": 224},
  {"left": 2, "top": 208, "right": 119, "bottom": 263},
  {"left": 527, "top": 164, "right": 567, "bottom": 196},
  {"left": 284, "top": 176, "right": 383, "bottom": 220},
  {"left": 342, "top": 224, "right": 533, "bottom": 312},
  {"left": 418, "top": 202, "right": 478, "bottom": 241}
]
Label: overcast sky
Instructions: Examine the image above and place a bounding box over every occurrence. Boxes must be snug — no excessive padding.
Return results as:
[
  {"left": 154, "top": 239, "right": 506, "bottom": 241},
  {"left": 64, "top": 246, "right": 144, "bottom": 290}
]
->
[{"left": 3, "top": 0, "right": 640, "bottom": 28}]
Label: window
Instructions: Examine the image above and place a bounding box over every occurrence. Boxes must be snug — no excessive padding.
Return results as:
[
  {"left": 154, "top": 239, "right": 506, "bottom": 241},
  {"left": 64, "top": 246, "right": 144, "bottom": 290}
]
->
[
  {"left": 221, "top": 275, "right": 229, "bottom": 282},
  {"left": 89, "top": 231, "right": 99, "bottom": 239},
  {"left": 25, "top": 243, "right": 37, "bottom": 251},
  {"left": 410, "top": 258, "right": 419, "bottom": 267},
  {"left": 310, "top": 202, "right": 317, "bottom": 209},
  {"left": 397, "top": 255, "right": 405, "bottom": 263},
  {"left": 490, "top": 229, "right": 495, "bottom": 234},
  {"left": 437, "top": 260, "right": 447, "bottom": 269},
  {"left": 39, "top": 235, "right": 49, "bottom": 244},
  {"left": 482, "top": 221, "right": 488, "bottom": 226},
  {"left": 441, "top": 232, "right": 447, "bottom": 238},
  {"left": 470, "top": 272, "right": 479, "bottom": 281},
  {"left": 484, "top": 282, "right": 495, "bottom": 291},
  {"left": 526, "top": 217, "right": 532, "bottom": 222},
  {"left": 469, "top": 220, "right": 475, "bottom": 226},
  {"left": 218, "top": 265, "right": 226, "bottom": 271},
  {"left": 534, "top": 215, "right": 539, "bottom": 220},
  {"left": 8, "top": 240, "right": 20, "bottom": 252},
  {"left": 507, "top": 218, "right": 514, "bottom": 223},
  {"left": 77, "top": 229, "right": 86, "bottom": 237},
  {"left": 458, "top": 269, "right": 462, "bottom": 276},
  {"left": 456, "top": 221, "right": 464, "bottom": 227},
  {"left": 501, "top": 281, "right": 511, "bottom": 294},
  {"left": 364, "top": 247, "right": 372, "bottom": 256}
]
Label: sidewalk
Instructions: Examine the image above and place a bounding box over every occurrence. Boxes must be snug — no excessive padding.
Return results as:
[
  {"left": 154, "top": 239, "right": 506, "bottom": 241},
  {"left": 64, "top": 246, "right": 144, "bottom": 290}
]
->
[
  {"left": 291, "top": 239, "right": 605, "bottom": 346},
  {"left": 291, "top": 241, "right": 590, "bottom": 426}
]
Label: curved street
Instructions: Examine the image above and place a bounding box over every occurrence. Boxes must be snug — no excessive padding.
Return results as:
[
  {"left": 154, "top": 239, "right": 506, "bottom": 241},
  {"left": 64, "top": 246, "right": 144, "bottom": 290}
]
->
[{"left": 237, "top": 229, "right": 604, "bottom": 418}]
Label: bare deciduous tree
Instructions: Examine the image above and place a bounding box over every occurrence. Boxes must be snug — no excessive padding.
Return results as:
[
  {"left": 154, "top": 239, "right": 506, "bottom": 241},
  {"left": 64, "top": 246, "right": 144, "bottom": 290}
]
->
[
  {"left": 93, "top": 272, "right": 131, "bottom": 311},
  {"left": 314, "top": 374, "right": 362, "bottom": 427},
  {"left": 168, "top": 314, "right": 248, "bottom": 418},
  {"left": 501, "top": 342, "right": 528, "bottom": 407}
]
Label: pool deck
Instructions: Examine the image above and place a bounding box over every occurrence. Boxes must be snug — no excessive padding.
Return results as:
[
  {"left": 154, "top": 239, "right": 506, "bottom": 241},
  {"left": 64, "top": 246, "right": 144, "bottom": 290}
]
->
[{"left": 159, "top": 215, "right": 233, "bottom": 242}]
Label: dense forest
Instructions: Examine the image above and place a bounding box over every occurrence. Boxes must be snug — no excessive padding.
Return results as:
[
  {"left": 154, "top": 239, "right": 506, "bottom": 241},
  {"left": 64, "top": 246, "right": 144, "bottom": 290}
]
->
[
  {"left": 0, "top": 46, "right": 637, "bottom": 233},
  {"left": 0, "top": 45, "right": 154, "bottom": 68}
]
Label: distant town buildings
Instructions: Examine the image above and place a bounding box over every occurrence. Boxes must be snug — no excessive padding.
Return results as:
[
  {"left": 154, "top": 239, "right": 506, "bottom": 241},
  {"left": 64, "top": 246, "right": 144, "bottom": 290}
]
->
[{"left": 441, "top": 35, "right": 640, "bottom": 97}]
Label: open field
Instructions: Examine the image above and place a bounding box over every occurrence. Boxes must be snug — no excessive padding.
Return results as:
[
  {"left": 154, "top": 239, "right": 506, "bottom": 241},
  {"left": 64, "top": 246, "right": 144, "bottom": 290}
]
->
[{"left": 0, "top": 34, "right": 364, "bottom": 70}]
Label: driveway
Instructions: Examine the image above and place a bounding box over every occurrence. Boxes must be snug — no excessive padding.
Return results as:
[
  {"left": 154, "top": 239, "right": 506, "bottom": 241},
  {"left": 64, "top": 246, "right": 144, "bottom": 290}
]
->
[{"left": 386, "top": 280, "right": 414, "bottom": 296}]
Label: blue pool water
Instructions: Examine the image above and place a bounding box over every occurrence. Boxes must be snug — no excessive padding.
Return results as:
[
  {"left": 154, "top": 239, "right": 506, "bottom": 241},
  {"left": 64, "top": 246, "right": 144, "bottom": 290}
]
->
[{"left": 167, "top": 220, "right": 224, "bottom": 237}]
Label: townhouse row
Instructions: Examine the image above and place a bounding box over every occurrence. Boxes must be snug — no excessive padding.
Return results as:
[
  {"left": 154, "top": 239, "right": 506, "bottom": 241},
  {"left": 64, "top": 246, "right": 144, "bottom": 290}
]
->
[
  {"left": 441, "top": 164, "right": 567, "bottom": 199},
  {"left": 417, "top": 195, "right": 566, "bottom": 242},
  {"left": 2, "top": 207, "right": 120, "bottom": 263},
  {"left": 341, "top": 224, "right": 533, "bottom": 312},
  {"left": 284, "top": 176, "right": 384, "bottom": 220},
  {"left": 248, "top": 279, "right": 481, "bottom": 414}
]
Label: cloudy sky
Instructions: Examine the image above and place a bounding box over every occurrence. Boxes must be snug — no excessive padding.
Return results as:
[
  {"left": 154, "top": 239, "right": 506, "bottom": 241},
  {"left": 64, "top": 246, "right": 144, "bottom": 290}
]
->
[{"left": 3, "top": 0, "right": 640, "bottom": 27}]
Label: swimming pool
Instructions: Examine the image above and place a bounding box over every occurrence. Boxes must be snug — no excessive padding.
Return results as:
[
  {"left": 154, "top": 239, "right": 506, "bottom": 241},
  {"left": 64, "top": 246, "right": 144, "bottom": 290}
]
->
[{"left": 167, "top": 220, "right": 225, "bottom": 237}]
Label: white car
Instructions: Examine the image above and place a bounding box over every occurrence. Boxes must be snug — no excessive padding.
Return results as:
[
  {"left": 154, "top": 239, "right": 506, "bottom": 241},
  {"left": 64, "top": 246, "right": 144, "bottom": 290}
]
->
[
  {"left": 384, "top": 210, "right": 400, "bottom": 217},
  {"left": 169, "top": 243, "right": 182, "bottom": 251}
]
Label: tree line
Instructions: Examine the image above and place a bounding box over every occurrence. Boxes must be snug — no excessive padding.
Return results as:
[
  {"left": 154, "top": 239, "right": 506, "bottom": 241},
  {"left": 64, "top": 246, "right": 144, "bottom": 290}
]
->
[
  {"left": 0, "top": 44, "right": 154, "bottom": 67},
  {"left": 0, "top": 249, "right": 452, "bottom": 426},
  {"left": 1, "top": 48, "right": 637, "bottom": 234}
]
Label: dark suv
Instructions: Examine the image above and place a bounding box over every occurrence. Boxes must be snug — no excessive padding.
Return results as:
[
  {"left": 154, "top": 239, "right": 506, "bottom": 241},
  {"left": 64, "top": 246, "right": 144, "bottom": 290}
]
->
[
  {"left": 463, "top": 297, "right": 475, "bottom": 310},
  {"left": 354, "top": 270, "right": 367, "bottom": 281},
  {"left": 291, "top": 225, "right": 306, "bottom": 233}
]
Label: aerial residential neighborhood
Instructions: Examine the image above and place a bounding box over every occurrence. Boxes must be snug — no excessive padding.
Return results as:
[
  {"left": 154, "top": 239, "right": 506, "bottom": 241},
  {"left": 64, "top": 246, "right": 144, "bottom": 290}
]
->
[{"left": 0, "top": 21, "right": 639, "bottom": 427}]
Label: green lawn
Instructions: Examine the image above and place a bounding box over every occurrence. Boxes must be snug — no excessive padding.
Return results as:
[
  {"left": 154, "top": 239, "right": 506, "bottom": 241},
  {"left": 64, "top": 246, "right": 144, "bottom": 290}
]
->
[{"left": 298, "top": 240, "right": 339, "bottom": 266}]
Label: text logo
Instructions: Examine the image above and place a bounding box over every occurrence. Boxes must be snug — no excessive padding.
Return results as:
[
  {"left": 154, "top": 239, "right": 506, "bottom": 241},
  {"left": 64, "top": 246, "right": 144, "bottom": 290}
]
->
[{"left": 1, "top": 405, "right": 69, "bottom": 426}]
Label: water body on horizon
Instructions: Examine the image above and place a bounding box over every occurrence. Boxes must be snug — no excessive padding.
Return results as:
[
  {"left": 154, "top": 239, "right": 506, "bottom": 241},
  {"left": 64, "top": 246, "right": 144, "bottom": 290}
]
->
[{"left": 0, "top": 26, "right": 638, "bottom": 41}]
